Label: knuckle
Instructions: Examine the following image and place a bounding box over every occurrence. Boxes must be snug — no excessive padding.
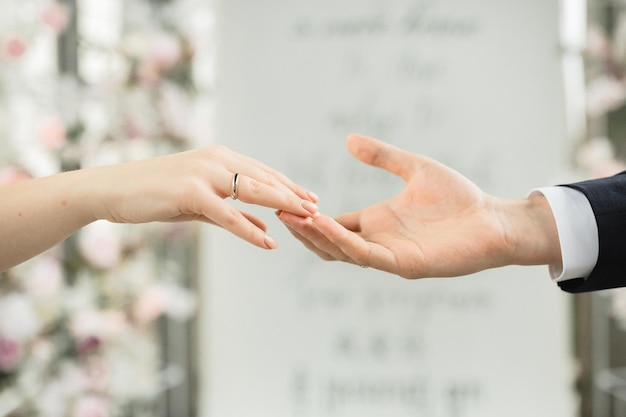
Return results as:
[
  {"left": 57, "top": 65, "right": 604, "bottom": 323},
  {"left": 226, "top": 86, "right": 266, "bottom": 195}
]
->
[
  {"left": 222, "top": 207, "right": 241, "bottom": 228},
  {"left": 248, "top": 178, "right": 262, "bottom": 194},
  {"left": 260, "top": 171, "right": 276, "bottom": 185},
  {"left": 353, "top": 255, "right": 367, "bottom": 267},
  {"left": 181, "top": 175, "right": 205, "bottom": 196},
  {"left": 277, "top": 192, "right": 292, "bottom": 208},
  {"left": 246, "top": 224, "right": 259, "bottom": 242},
  {"left": 318, "top": 252, "right": 334, "bottom": 261}
]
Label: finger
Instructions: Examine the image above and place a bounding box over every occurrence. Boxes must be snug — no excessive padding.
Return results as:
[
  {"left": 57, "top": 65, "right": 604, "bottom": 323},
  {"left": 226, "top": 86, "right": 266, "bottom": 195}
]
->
[
  {"left": 277, "top": 212, "right": 336, "bottom": 261},
  {"left": 312, "top": 214, "right": 399, "bottom": 272},
  {"left": 335, "top": 211, "right": 362, "bottom": 232},
  {"left": 157, "top": 212, "right": 214, "bottom": 223},
  {"left": 278, "top": 211, "right": 355, "bottom": 263},
  {"left": 227, "top": 150, "right": 318, "bottom": 202},
  {"left": 205, "top": 193, "right": 277, "bottom": 249},
  {"left": 346, "top": 133, "right": 418, "bottom": 181},
  {"left": 241, "top": 211, "right": 267, "bottom": 232},
  {"left": 255, "top": 163, "right": 319, "bottom": 203},
  {"left": 235, "top": 174, "right": 318, "bottom": 217},
  {"left": 170, "top": 212, "right": 263, "bottom": 231}
]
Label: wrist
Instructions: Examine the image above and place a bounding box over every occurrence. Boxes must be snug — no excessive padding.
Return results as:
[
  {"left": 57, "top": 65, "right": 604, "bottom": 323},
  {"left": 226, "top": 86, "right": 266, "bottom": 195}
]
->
[
  {"left": 68, "top": 167, "right": 106, "bottom": 224},
  {"left": 497, "top": 194, "right": 562, "bottom": 267}
]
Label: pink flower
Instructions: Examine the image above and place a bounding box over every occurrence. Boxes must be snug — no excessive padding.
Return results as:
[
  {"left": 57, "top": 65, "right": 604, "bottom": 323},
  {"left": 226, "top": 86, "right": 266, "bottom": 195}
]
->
[
  {"left": 2, "top": 35, "right": 27, "bottom": 59},
  {"left": 41, "top": 2, "right": 71, "bottom": 34},
  {"left": 134, "top": 285, "right": 168, "bottom": 323},
  {"left": 134, "top": 283, "right": 196, "bottom": 323},
  {"left": 0, "top": 166, "right": 32, "bottom": 186},
  {"left": 77, "top": 335, "right": 102, "bottom": 357},
  {"left": 38, "top": 117, "right": 67, "bottom": 150},
  {"left": 150, "top": 34, "right": 182, "bottom": 71},
  {"left": 72, "top": 395, "right": 110, "bottom": 417},
  {"left": 0, "top": 338, "right": 22, "bottom": 371}
]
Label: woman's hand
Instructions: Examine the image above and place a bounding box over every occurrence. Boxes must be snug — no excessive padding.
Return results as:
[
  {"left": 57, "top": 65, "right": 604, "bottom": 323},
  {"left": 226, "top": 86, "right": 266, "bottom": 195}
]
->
[
  {"left": 84, "top": 145, "right": 319, "bottom": 249},
  {"left": 0, "top": 145, "right": 318, "bottom": 271}
]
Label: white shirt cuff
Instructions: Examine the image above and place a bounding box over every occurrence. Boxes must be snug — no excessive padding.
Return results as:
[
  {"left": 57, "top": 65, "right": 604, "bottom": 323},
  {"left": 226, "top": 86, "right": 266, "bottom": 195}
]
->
[{"left": 530, "top": 187, "right": 598, "bottom": 282}]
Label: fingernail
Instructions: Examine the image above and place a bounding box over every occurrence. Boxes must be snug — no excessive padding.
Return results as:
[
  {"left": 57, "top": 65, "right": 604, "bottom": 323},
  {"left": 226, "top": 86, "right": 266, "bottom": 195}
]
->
[
  {"left": 302, "top": 200, "right": 319, "bottom": 214},
  {"left": 307, "top": 191, "right": 320, "bottom": 202},
  {"left": 264, "top": 234, "right": 278, "bottom": 249}
]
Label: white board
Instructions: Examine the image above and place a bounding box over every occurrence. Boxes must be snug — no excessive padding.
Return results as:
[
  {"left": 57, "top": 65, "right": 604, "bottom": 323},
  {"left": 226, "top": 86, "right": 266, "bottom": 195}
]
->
[{"left": 200, "top": 1, "right": 575, "bottom": 416}]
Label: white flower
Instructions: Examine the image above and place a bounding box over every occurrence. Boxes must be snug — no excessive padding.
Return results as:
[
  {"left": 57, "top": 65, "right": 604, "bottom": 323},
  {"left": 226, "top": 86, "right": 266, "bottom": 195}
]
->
[
  {"left": 64, "top": 279, "right": 98, "bottom": 314},
  {"left": 0, "top": 294, "right": 41, "bottom": 342},
  {"left": 105, "top": 332, "right": 160, "bottom": 401},
  {"left": 79, "top": 221, "right": 123, "bottom": 269},
  {"left": 72, "top": 395, "right": 111, "bottom": 417},
  {"left": 70, "top": 309, "right": 128, "bottom": 341},
  {"left": 23, "top": 255, "right": 64, "bottom": 297},
  {"left": 36, "top": 381, "right": 69, "bottom": 417},
  {"left": 121, "top": 32, "right": 150, "bottom": 59},
  {"left": 134, "top": 283, "right": 196, "bottom": 323},
  {"left": 35, "top": 362, "right": 85, "bottom": 417},
  {"left": 163, "top": 284, "right": 197, "bottom": 322}
]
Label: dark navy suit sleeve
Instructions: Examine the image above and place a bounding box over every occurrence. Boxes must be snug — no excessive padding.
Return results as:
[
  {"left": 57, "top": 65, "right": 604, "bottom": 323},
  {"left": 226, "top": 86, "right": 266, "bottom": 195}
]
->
[{"left": 558, "top": 171, "right": 626, "bottom": 293}]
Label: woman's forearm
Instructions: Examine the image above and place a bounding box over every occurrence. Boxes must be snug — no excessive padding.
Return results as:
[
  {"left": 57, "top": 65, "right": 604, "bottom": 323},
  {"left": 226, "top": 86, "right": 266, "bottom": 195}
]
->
[{"left": 0, "top": 170, "right": 96, "bottom": 271}]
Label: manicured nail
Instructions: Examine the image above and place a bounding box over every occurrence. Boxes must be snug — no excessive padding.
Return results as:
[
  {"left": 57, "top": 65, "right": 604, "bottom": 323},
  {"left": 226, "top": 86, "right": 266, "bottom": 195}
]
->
[
  {"left": 264, "top": 234, "right": 278, "bottom": 249},
  {"left": 302, "top": 200, "right": 319, "bottom": 214},
  {"left": 307, "top": 191, "right": 320, "bottom": 202}
]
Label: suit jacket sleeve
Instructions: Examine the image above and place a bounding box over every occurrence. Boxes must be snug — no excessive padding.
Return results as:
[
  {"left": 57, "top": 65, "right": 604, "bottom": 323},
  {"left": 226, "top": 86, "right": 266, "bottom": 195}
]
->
[{"left": 558, "top": 171, "right": 626, "bottom": 293}]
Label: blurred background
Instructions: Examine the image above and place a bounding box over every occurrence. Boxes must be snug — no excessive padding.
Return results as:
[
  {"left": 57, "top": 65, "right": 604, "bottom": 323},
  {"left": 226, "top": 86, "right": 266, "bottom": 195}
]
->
[
  {"left": 2, "top": 0, "right": 626, "bottom": 416},
  {"left": 0, "top": 0, "right": 212, "bottom": 416}
]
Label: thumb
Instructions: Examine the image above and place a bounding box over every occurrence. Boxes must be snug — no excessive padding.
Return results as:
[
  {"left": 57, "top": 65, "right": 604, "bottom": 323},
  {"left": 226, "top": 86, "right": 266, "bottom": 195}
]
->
[{"left": 346, "top": 133, "right": 415, "bottom": 180}]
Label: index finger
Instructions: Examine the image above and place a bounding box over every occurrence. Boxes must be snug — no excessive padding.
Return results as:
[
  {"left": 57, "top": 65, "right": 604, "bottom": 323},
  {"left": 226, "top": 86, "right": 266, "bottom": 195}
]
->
[
  {"left": 311, "top": 214, "right": 399, "bottom": 273},
  {"left": 236, "top": 153, "right": 319, "bottom": 202},
  {"left": 235, "top": 173, "right": 319, "bottom": 217}
]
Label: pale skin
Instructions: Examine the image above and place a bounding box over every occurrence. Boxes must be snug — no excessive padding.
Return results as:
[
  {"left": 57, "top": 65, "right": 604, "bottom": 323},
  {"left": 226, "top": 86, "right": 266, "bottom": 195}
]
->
[
  {"left": 0, "top": 145, "right": 319, "bottom": 272},
  {"left": 278, "top": 134, "right": 562, "bottom": 279}
]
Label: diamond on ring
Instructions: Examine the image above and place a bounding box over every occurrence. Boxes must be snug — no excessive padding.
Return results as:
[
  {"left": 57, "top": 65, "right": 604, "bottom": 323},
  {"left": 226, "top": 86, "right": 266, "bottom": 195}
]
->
[{"left": 231, "top": 173, "right": 240, "bottom": 200}]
